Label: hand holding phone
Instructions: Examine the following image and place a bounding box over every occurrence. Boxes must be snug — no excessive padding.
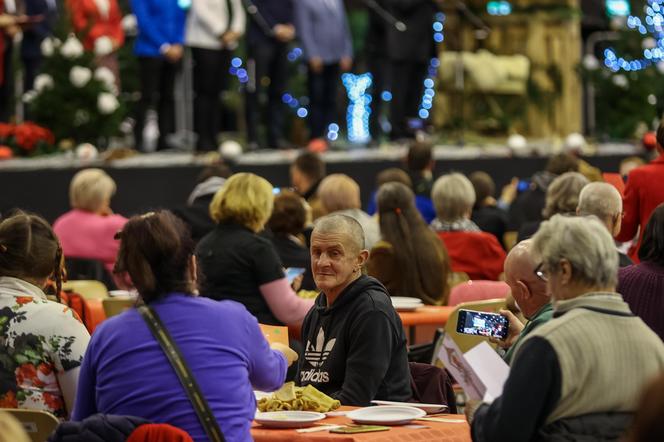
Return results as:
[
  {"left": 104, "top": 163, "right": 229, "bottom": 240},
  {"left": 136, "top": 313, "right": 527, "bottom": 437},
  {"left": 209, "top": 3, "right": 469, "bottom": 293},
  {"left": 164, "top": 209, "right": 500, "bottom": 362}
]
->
[{"left": 456, "top": 309, "right": 509, "bottom": 340}]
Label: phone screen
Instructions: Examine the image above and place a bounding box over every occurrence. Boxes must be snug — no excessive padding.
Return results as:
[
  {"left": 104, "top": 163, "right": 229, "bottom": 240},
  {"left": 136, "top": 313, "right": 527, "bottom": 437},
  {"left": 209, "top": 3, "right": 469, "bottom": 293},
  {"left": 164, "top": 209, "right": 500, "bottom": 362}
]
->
[
  {"left": 285, "top": 267, "right": 306, "bottom": 284},
  {"left": 456, "top": 309, "right": 509, "bottom": 340}
]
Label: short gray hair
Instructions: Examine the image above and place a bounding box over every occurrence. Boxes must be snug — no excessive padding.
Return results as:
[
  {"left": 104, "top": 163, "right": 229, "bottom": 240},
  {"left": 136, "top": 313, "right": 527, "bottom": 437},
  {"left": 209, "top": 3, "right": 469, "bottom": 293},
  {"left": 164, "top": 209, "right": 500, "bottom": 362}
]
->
[
  {"left": 431, "top": 173, "right": 476, "bottom": 222},
  {"left": 532, "top": 214, "right": 618, "bottom": 288},
  {"left": 542, "top": 172, "right": 589, "bottom": 219},
  {"left": 577, "top": 182, "right": 622, "bottom": 220},
  {"left": 313, "top": 214, "right": 366, "bottom": 251}
]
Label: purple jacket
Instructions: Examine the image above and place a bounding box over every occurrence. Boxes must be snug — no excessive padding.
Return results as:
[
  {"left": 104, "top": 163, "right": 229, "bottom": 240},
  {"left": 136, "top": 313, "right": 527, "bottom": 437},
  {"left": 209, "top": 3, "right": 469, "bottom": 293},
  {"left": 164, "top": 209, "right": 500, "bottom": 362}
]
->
[{"left": 73, "top": 294, "right": 287, "bottom": 442}]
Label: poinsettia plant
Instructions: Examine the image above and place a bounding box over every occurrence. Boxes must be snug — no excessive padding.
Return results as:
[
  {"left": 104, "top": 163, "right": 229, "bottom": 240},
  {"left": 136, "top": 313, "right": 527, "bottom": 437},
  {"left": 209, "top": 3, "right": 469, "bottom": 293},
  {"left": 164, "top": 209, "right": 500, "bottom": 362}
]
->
[{"left": 0, "top": 122, "right": 57, "bottom": 159}]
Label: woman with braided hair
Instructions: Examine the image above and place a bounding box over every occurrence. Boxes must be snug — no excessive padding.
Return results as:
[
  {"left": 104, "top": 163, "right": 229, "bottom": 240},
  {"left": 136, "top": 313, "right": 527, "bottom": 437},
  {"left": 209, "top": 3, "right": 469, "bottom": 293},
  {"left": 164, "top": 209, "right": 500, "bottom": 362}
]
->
[{"left": 0, "top": 211, "right": 90, "bottom": 419}]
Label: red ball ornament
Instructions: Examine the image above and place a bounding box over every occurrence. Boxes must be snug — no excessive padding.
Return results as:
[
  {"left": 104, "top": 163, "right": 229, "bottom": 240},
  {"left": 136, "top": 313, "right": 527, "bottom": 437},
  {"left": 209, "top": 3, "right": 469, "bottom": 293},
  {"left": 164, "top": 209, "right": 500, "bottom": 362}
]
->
[
  {"left": 0, "top": 146, "right": 13, "bottom": 160},
  {"left": 643, "top": 131, "right": 657, "bottom": 151}
]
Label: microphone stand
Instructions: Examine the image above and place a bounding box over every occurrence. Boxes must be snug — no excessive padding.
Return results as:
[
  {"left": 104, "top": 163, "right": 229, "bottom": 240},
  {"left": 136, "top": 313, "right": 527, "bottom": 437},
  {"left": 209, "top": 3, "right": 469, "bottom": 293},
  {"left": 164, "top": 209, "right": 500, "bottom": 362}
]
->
[
  {"left": 360, "top": 0, "right": 407, "bottom": 32},
  {"left": 241, "top": 0, "right": 275, "bottom": 37}
]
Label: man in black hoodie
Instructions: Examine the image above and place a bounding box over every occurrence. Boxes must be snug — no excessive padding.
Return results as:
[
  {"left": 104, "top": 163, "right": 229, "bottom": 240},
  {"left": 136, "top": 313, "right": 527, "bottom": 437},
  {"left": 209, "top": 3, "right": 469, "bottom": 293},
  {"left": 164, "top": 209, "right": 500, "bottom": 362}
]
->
[{"left": 295, "top": 214, "right": 411, "bottom": 406}]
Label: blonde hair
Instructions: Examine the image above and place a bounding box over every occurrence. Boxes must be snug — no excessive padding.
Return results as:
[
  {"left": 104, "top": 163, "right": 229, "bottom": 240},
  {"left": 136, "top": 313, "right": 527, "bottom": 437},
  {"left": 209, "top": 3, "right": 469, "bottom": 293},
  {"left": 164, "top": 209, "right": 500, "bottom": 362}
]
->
[
  {"left": 431, "top": 173, "right": 476, "bottom": 222},
  {"left": 69, "top": 168, "right": 117, "bottom": 212},
  {"left": 209, "top": 173, "right": 274, "bottom": 231},
  {"left": 318, "top": 174, "right": 361, "bottom": 213},
  {"left": 542, "top": 172, "right": 589, "bottom": 219}
]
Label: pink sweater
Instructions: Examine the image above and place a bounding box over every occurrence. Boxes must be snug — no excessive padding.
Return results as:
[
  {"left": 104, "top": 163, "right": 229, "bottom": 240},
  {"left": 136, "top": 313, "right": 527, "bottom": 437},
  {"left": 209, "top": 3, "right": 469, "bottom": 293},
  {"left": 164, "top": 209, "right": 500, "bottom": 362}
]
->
[{"left": 53, "top": 209, "right": 128, "bottom": 273}]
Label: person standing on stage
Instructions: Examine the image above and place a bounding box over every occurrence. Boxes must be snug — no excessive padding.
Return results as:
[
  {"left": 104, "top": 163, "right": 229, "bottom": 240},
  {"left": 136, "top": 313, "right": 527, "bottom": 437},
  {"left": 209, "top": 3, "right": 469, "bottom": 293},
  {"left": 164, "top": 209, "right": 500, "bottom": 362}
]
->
[
  {"left": 21, "top": 0, "right": 57, "bottom": 94},
  {"left": 245, "top": 0, "right": 295, "bottom": 151},
  {"left": 385, "top": 0, "right": 438, "bottom": 141},
  {"left": 295, "top": 0, "right": 353, "bottom": 148},
  {"left": 130, "top": 0, "right": 186, "bottom": 152},
  {"left": 186, "top": 0, "right": 245, "bottom": 152}
]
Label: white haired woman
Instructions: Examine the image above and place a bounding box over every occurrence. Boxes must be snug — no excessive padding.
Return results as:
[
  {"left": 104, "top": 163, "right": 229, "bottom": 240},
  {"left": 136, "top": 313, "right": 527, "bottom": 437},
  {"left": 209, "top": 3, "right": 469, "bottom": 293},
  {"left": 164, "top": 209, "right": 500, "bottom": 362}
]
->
[
  {"left": 53, "top": 168, "right": 127, "bottom": 276},
  {"left": 467, "top": 215, "right": 664, "bottom": 441},
  {"left": 431, "top": 173, "right": 505, "bottom": 280}
]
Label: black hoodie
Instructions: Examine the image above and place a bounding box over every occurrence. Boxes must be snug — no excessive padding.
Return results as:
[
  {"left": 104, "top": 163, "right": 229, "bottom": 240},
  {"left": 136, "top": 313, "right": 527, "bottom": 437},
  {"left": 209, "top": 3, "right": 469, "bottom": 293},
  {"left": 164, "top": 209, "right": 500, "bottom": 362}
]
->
[{"left": 295, "top": 275, "right": 412, "bottom": 406}]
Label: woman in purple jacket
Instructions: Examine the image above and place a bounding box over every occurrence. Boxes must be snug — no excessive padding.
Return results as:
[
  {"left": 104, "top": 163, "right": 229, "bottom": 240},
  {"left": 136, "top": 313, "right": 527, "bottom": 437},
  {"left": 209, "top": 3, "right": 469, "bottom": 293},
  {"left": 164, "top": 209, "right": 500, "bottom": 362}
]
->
[{"left": 73, "top": 211, "right": 297, "bottom": 442}]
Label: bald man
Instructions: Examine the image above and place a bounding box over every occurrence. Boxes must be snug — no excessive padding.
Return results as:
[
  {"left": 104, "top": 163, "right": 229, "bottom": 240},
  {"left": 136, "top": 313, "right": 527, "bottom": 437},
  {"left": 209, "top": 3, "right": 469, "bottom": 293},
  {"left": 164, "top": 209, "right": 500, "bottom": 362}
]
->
[
  {"left": 577, "top": 182, "right": 632, "bottom": 267},
  {"left": 495, "top": 240, "right": 552, "bottom": 364},
  {"left": 295, "top": 214, "right": 411, "bottom": 406}
]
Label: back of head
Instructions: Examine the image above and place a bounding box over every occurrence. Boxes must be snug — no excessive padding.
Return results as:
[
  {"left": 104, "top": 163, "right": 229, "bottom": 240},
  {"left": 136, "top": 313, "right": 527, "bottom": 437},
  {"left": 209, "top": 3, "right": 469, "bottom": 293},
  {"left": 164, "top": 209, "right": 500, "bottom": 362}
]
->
[
  {"left": 577, "top": 182, "right": 622, "bottom": 221},
  {"left": 431, "top": 173, "right": 476, "bottom": 222},
  {"left": 114, "top": 211, "right": 195, "bottom": 303},
  {"left": 268, "top": 190, "right": 307, "bottom": 236},
  {"left": 406, "top": 142, "right": 433, "bottom": 172},
  {"left": 69, "top": 168, "right": 117, "bottom": 213},
  {"left": 376, "top": 168, "right": 412, "bottom": 189},
  {"left": 639, "top": 204, "right": 664, "bottom": 266},
  {"left": 377, "top": 182, "right": 448, "bottom": 303},
  {"left": 318, "top": 174, "right": 361, "bottom": 213},
  {"left": 293, "top": 151, "right": 326, "bottom": 182},
  {"left": 209, "top": 172, "right": 274, "bottom": 231},
  {"left": 532, "top": 214, "right": 618, "bottom": 290},
  {"left": 626, "top": 372, "right": 664, "bottom": 442},
  {"left": 545, "top": 153, "right": 579, "bottom": 175},
  {"left": 543, "top": 172, "right": 589, "bottom": 219},
  {"left": 313, "top": 214, "right": 366, "bottom": 252},
  {"left": 469, "top": 171, "right": 495, "bottom": 206},
  {"left": 0, "top": 211, "right": 63, "bottom": 294},
  {"left": 196, "top": 163, "right": 232, "bottom": 183}
]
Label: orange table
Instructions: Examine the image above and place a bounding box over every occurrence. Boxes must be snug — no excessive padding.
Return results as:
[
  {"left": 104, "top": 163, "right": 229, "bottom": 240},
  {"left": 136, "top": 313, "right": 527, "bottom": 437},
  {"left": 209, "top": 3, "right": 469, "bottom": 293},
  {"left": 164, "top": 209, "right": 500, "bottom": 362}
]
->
[
  {"left": 398, "top": 306, "right": 454, "bottom": 344},
  {"left": 251, "top": 407, "right": 470, "bottom": 442}
]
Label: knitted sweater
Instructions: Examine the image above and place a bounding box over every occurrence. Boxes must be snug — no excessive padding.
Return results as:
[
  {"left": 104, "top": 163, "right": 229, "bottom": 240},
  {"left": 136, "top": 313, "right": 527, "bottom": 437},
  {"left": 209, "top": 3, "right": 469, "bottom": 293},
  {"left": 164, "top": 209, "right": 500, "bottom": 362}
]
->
[{"left": 618, "top": 262, "right": 664, "bottom": 341}]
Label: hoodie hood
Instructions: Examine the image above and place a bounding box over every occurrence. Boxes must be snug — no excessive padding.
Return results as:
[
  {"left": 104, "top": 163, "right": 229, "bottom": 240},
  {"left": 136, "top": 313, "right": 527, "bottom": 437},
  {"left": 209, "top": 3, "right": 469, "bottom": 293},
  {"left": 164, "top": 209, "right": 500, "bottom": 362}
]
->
[{"left": 314, "top": 275, "right": 389, "bottom": 316}]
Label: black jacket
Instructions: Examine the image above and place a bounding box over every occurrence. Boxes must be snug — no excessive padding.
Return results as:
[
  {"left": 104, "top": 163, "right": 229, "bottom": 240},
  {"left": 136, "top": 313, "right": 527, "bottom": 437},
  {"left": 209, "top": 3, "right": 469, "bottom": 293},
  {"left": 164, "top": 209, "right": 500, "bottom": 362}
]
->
[
  {"left": 295, "top": 275, "right": 411, "bottom": 406},
  {"left": 386, "top": 0, "right": 437, "bottom": 62}
]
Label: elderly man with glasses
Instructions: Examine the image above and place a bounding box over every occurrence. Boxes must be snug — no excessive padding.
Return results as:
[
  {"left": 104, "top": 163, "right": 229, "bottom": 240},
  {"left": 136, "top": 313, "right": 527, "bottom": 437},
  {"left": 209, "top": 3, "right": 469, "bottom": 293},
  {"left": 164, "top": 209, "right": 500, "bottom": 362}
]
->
[
  {"left": 491, "top": 239, "right": 552, "bottom": 364},
  {"left": 467, "top": 215, "right": 664, "bottom": 442}
]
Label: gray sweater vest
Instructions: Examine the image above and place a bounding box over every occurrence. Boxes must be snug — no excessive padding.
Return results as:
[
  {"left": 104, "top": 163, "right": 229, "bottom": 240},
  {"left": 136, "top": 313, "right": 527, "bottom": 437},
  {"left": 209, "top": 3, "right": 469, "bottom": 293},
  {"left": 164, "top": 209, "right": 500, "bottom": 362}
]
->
[{"left": 515, "top": 292, "right": 664, "bottom": 425}]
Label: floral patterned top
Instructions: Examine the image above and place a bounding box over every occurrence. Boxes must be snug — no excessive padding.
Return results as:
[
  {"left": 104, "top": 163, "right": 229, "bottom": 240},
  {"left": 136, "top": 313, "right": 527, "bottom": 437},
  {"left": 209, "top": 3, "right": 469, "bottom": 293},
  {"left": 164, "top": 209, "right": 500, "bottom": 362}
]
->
[{"left": 0, "top": 277, "right": 90, "bottom": 419}]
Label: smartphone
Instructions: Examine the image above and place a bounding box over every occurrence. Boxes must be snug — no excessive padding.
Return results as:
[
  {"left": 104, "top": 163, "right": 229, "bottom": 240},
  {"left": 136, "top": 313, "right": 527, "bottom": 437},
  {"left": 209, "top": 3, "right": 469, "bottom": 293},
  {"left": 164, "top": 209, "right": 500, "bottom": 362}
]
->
[
  {"left": 285, "top": 267, "right": 306, "bottom": 284},
  {"left": 330, "top": 425, "right": 390, "bottom": 434},
  {"left": 456, "top": 309, "right": 509, "bottom": 340}
]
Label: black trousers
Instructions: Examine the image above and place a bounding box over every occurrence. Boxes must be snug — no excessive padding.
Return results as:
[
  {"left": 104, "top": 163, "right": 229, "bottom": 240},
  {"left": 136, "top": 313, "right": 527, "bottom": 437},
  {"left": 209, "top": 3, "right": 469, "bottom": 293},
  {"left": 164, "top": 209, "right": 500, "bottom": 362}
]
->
[
  {"left": 390, "top": 60, "right": 427, "bottom": 140},
  {"left": 245, "top": 41, "right": 289, "bottom": 148},
  {"left": 307, "top": 63, "right": 340, "bottom": 140},
  {"left": 367, "top": 53, "right": 390, "bottom": 141},
  {"left": 22, "top": 56, "right": 41, "bottom": 92},
  {"left": 133, "top": 56, "right": 179, "bottom": 151},
  {"left": 0, "top": 39, "right": 14, "bottom": 122},
  {"left": 191, "top": 47, "right": 230, "bottom": 152}
]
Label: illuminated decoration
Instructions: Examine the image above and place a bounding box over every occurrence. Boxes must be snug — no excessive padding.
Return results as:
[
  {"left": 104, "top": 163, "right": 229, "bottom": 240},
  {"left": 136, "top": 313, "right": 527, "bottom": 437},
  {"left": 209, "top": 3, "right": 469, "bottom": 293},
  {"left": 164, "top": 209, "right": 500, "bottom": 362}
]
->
[
  {"left": 177, "top": 0, "right": 191, "bottom": 9},
  {"left": 417, "top": 13, "right": 444, "bottom": 121},
  {"left": 603, "top": 0, "right": 664, "bottom": 72},
  {"left": 327, "top": 123, "right": 340, "bottom": 141},
  {"left": 228, "top": 57, "right": 249, "bottom": 84},
  {"left": 606, "top": 0, "right": 631, "bottom": 17},
  {"left": 487, "top": 1, "right": 512, "bottom": 16},
  {"left": 342, "top": 73, "right": 373, "bottom": 144}
]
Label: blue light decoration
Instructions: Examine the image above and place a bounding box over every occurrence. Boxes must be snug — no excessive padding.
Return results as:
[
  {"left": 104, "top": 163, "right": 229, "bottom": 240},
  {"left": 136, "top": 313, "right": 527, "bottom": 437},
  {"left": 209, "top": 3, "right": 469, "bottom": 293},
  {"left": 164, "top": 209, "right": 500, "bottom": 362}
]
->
[
  {"left": 342, "top": 73, "right": 373, "bottom": 144},
  {"left": 606, "top": 0, "right": 631, "bottom": 17},
  {"left": 487, "top": 1, "right": 512, "bottom": 16},
  {"left": 177, "top": 0, "right": 191, "bottom": 9},
  {"left": 603, "top": 0, "right": 664, "bottom": 72},
  {"left": 416, "top": 13, "right": 445, "bottom": 124}
]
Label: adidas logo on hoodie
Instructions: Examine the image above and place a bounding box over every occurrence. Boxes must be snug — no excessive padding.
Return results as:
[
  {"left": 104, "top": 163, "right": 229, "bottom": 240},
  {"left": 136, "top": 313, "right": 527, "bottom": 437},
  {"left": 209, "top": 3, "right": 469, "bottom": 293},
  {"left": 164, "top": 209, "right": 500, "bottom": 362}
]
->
[{"left": 300, "top": 328, "right": 336, "bottom": 384}]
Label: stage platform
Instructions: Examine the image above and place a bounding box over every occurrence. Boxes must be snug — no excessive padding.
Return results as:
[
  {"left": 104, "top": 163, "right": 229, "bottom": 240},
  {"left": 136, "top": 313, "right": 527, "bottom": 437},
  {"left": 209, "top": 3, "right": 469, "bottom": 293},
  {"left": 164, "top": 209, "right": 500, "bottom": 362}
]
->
[{"left": 0, "top": 142, "right": 640, "bottom": 223}]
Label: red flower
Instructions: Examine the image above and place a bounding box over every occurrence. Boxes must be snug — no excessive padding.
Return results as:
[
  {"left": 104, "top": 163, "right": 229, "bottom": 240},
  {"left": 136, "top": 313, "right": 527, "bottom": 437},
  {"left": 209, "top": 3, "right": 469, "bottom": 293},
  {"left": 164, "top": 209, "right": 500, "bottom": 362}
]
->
[
  {"left": 42, "top": 392, "right": 63, "bottom": 411},
  {"left": 37, "top": 362, "right": 53, "bottom": 377},
  {"left": 0, "top": 391, "right": 18, "bottom": 408},
  {"left": 15, "top": 363, "right": 40, "bottom": 387},
  {"left": 15, "top": 296, "right": 34, "bottom": 306},
  {"left": 0, "top": 122, "right": 14, "bottom": 139},
  {"left": 12, "top": 122, "right": 54, "bottom": 152},
  {"left": 0, "top": 146, "right": 12, "bottom": 160}
]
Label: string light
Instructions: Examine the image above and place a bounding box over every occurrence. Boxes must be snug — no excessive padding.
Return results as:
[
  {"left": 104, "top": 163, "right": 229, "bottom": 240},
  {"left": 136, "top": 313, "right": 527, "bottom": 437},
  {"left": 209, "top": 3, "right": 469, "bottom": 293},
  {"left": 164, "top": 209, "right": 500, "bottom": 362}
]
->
[
  {"left": 416, "top": 13, "right": 444, "bottom": 126},
  {"left": 487, "top": 1, "right": 512, "bottom": 16},
  {"left": 342, "top": 73, "right": 372, "bottom": 144}
]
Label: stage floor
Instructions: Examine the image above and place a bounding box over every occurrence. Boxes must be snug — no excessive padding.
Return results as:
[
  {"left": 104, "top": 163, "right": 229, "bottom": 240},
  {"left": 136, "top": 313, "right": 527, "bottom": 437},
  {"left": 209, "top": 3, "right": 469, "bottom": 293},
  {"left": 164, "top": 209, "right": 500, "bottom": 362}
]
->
[{"left": 0, "top": 142, "right": 639, "bottom": 223}]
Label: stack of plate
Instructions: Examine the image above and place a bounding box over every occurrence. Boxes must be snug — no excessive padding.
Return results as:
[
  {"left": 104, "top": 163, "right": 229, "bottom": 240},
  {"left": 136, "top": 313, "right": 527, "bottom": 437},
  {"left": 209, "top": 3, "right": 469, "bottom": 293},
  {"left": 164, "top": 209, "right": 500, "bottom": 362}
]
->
[{"left": 391, "top": 297, "right": 423, "bottom": 311}]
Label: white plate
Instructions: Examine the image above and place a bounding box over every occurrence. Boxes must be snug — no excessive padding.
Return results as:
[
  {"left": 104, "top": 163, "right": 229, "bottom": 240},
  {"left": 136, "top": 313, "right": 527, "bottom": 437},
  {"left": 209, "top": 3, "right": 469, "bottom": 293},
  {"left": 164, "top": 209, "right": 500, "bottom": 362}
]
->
[
  {"left": 371, "top": 400, "right": 449, "bottom": 414},
  {"left": 391, "top": 297, "right": 423, "bottom": 304},
  {"left": 346, "top": 405, "right": 426, "bottom": 425},
  {"left": 254, "top": 411, "right": 326, "bottom": 429}
]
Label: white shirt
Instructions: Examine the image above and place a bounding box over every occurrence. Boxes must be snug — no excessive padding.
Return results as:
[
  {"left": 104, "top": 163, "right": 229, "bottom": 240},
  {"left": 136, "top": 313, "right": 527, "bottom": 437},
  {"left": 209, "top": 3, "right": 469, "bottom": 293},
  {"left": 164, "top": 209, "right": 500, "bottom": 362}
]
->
[{"left": 185, "top": 0, "right": 246, "bottom": 50}]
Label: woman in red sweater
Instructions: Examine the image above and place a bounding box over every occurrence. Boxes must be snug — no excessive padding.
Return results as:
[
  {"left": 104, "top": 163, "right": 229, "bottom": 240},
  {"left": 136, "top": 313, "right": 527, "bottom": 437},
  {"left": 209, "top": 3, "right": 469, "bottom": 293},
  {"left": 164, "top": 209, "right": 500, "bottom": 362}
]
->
[{"left": 617, "top": 123, "right": 664, "bottom": 261}]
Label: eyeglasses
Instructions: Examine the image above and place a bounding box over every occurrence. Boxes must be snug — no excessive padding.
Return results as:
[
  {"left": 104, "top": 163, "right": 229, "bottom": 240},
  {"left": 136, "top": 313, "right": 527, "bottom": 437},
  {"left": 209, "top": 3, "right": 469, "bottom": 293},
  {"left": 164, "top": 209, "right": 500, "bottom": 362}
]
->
[{"left": 534, "top": 262, "right": 548, "bottom": 282}]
